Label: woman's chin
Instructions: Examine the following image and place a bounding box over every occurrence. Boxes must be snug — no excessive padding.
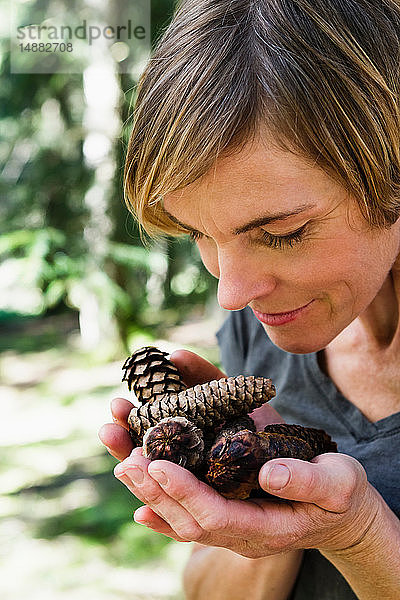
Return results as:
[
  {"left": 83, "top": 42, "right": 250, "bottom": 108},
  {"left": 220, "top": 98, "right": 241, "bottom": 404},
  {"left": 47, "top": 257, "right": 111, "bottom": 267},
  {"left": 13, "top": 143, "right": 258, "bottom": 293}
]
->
[{"left": 262, "top": 325, "right": 335, "bottom": 355}]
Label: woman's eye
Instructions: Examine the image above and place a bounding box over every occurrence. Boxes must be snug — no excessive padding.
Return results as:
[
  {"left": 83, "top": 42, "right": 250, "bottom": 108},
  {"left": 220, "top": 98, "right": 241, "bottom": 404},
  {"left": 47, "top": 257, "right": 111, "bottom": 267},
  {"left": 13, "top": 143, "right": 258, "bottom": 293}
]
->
[
  {"left": 189, "top": 224, "right": 310, "bottom": 248},
  {"left": 189, "top": 230, "right": 204, "bottom": 242},
  {"left": 259, "top": 224, "right": 309, "bottom": 249}
]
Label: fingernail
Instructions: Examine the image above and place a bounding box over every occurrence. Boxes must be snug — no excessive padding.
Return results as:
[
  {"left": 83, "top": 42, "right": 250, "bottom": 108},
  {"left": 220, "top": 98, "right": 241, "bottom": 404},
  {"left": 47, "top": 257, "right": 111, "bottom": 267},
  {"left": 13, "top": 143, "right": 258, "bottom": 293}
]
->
[
  {"left": 114, "top": 463, "right": 125, "bottom": 478},
  {"left": 148, "top": 468, "right": 168, "bottom": 487},
  {"left": 265, "top": 465, "right": 290, "bottom": 490},
  {"left": 134, "top": 510, "right": 150, "bottom": 526},
  {"left": 125, "top": 466, "right": 144, "bottom": 485},
  {"left": 133, "top": 513, "right": 151, "bottom": 527},
  {"left": 130, "top": 447, "right": 144, "bottom": 457},
  {"left": 134, "top": 518, "right": 151, "bottom": 526}
]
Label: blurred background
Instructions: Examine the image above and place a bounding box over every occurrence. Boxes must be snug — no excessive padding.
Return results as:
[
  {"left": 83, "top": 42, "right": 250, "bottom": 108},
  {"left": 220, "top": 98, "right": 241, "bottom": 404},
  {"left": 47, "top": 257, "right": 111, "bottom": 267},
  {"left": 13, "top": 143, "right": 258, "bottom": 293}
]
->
[{"left": 1, "top": 1, "right": 224, "bottom": 598}]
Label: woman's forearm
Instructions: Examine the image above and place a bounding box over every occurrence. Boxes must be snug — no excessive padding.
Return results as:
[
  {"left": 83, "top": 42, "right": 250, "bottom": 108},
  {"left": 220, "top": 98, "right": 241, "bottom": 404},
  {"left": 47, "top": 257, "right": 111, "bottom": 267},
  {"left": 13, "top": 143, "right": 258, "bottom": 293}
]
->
[
  {"left": 321, "top": 486, "right": 400, "bottom": 600},
  {"left": 183, "top": 544, "right": 304, "bottom": 600}
]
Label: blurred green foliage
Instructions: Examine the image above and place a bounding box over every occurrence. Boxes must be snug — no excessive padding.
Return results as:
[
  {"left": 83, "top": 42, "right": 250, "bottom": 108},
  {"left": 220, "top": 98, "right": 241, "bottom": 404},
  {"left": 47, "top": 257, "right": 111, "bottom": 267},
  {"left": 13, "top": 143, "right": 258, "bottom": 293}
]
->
[
  {"left": 1, "top": 0, "right": 217, "bottom": 356},
  {"left": 1, "top": 3, "right": 220, "bottom": 597}
]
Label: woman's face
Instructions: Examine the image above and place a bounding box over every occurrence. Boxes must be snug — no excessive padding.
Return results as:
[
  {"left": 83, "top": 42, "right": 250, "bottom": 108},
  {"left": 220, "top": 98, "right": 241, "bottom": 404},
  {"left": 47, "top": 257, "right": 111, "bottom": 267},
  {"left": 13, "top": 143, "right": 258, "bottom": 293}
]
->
[{"left": 163, "top": 137, "right": 400, "bottom": 353}]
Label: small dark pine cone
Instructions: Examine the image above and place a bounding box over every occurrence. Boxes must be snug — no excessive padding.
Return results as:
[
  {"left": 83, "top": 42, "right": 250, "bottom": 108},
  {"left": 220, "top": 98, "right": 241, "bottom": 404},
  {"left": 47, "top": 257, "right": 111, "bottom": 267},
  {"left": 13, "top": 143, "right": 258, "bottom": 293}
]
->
[
  {"left": 143, "top": 417, "right": 205, "bottom": 470},
  {"left": 263, "top": 424, "right": 338, "bottom": 454},
  {"left": 199, "top": 416, "right": 257, "bottom": 474},
  {"left": 206, "top": 425, "right": 337, "bottom": 499},
  {"left": 206, "top": 429, "right": 277, "bottom": 499},
  {"left": 122, "top": 346, "right": 186, "bottom": 404},
  {"left": 128, "top": 375, "right": 276, "bottom": 447},
  {"left": 215, "top": 415, "right": 256, "bottom": 438}
]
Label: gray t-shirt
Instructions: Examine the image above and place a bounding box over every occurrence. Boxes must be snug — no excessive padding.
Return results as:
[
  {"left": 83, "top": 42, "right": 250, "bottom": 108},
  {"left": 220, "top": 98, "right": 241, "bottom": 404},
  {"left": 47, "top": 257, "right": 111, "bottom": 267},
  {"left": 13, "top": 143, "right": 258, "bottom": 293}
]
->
[{"left": 216, "top": 307, "right": 400, "bottom": 600}]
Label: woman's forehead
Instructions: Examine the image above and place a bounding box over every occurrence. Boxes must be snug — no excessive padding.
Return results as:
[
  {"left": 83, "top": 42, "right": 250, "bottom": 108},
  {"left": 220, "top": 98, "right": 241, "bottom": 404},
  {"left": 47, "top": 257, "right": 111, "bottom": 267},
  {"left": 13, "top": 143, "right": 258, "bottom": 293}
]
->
[
  {"left": 163, "top": 142, "right": 346, "bottom": 220},
  {"left": 197, "top": 141, "right": 316, "bottom": 187}
]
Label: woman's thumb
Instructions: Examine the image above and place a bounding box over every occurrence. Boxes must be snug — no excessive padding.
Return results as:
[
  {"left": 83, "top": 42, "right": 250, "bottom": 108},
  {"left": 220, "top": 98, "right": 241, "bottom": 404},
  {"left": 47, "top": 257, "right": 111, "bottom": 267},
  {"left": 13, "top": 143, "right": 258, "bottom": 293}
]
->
[{"left": 258, "top": 453, "right": 366, "bottom": 513}]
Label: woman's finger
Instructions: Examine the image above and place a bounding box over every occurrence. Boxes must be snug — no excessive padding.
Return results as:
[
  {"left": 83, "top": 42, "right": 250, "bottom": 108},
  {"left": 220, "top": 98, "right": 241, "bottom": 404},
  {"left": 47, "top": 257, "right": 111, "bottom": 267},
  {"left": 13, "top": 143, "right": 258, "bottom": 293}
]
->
[
  {"left": 98, "top": 423, "right": 134, "bottom": 461},
  {"left": 146, "top": 459, "right": 285, "bottom": 540},
  {"left": 114, "top": 454, "right": 208, "bottom": 541},
  {"left": 133, "top": 504, "right": 245, "bottom": 553},
  {"left": 146, "top": 459, "right": 310, "bottom": 550},
  {"left": 115, "top": 455, "right": 250, "bottom": 549},
  {"left": 170, "top": 349, "right": 226, "bottom": 386},
  {"left": 147, "top": 459, "right": 230, "bottom": 526},
  {"left": 110, "top": 397, "right": 134, "bottom": 429},
  {"left": 133, "top": 505, "right": 191, "bottom": 542},
  {"left": 249, "top": 403, "right": 285, "bottom": 429},
  {"left": 117, "top": 456, "right": 300, "bottom": 555}
]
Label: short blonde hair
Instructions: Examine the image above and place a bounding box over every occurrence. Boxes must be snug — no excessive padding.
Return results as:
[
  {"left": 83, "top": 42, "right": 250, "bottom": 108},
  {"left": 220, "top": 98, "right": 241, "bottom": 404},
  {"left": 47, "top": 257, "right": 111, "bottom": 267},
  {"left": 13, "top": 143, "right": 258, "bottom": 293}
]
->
[{"left": 124, "top": 0, "right": 400, "bottom": 237}]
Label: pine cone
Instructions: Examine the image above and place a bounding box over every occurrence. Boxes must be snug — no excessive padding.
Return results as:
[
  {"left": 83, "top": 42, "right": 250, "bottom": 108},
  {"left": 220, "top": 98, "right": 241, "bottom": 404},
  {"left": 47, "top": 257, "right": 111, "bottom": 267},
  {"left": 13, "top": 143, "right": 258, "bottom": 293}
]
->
[
  {"left": 122, "top": 346, "right": 186, "bottom": 404},
  {"left": 143, "top": 417, "right": 205, "bottom": 470},
  {"left": 263, "top": 423, "right": 338, "bottom": 454},
  {"left": 128, "top": 375, "right": 276, "bottom": 447},
  {"left": 215, "top": 415, "right": 256, "bottom": 438},
  {"left": 206, "top": 425, "right": 337, "bottom": 499},
  {"left": 121, "top": 346, "right": 338, "bottom": 502}
]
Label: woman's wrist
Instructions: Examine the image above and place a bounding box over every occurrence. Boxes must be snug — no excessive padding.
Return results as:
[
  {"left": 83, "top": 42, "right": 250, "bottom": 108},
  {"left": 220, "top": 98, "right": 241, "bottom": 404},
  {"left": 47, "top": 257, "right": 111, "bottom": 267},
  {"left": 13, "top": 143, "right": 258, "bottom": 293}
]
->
[
  {"left": 319, "top": 483, "right": 380, "bottom": 556},
  {"left": 320, "top": 484, "right": 389, "bottom": 559},
  {"left": 319, "top": 485, "right": 400, "bottom": 599}
]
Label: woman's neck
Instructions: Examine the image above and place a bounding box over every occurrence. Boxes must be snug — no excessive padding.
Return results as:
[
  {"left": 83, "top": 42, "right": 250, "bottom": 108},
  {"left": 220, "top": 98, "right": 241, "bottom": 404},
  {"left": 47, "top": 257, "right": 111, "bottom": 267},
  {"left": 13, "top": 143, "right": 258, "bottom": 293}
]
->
[
  {"left": 318, "top": 269, "right": 400, "bottom": 421},
  {"left": 355, "top": 272, "right": 400, "bottom": 351}
]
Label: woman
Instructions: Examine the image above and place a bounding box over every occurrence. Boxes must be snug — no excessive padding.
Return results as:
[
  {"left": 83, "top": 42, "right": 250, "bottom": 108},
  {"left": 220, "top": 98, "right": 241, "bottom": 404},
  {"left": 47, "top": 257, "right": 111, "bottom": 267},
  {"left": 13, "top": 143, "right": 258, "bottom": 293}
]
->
[{"left": 99, "top": 1, "right": 400, "bottom": 598}]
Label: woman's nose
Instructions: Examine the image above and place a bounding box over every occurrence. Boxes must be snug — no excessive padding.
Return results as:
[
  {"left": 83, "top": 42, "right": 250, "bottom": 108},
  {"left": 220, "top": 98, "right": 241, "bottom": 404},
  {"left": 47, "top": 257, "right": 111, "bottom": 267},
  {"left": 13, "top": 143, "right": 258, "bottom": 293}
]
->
[{"left": 216, "top": 248, "right": 277, "bottom": 311}]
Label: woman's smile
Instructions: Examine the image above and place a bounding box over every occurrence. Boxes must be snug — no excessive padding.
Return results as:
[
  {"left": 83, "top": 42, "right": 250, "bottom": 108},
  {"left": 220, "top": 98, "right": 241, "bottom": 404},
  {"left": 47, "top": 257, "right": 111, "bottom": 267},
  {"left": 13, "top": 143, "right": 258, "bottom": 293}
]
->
[{"left": 251, "top": 300, "right": 315, "bottom": 326}]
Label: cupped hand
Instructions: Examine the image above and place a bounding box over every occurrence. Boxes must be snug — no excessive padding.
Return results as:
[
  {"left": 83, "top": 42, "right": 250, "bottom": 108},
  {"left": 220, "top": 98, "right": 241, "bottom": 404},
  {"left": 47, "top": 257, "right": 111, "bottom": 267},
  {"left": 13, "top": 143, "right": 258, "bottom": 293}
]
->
[
  {"left": 98, "top": 349, "right": 381, "bottom": 558},
  {"left": 114, "top": 449, "right": 380, "bottom": 559}
]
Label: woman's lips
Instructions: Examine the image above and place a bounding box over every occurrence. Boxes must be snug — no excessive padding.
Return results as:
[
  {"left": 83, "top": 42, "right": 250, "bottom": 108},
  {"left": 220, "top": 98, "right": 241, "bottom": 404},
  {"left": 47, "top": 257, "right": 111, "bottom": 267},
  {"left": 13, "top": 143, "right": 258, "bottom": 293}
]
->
[{"left": 251, "top": 300, "right": 315, "bottom": 326}]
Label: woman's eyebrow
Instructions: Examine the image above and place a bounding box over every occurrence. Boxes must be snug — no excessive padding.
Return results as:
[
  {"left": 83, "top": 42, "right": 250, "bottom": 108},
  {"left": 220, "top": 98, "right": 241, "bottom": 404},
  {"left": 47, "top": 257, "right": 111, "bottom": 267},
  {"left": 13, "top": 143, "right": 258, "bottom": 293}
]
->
[
  {"left": 234, "top": 203, "right": 315, "bottom": 234},
  {"left": 163, "top": 203, "right": 315, "bottom": 234}
]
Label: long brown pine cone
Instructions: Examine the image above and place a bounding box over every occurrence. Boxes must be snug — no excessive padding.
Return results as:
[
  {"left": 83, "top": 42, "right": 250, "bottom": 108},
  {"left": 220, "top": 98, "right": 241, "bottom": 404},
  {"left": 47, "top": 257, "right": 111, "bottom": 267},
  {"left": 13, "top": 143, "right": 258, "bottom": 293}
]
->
[
  {"left": 128, "top": 375, "right": 276, "bottom": 447},
  {"left": 122, "top": 346, "right": 186, "bottom": 405},
  {"left": 206, "top": 424, "right": 338, "bottom": 499}
]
